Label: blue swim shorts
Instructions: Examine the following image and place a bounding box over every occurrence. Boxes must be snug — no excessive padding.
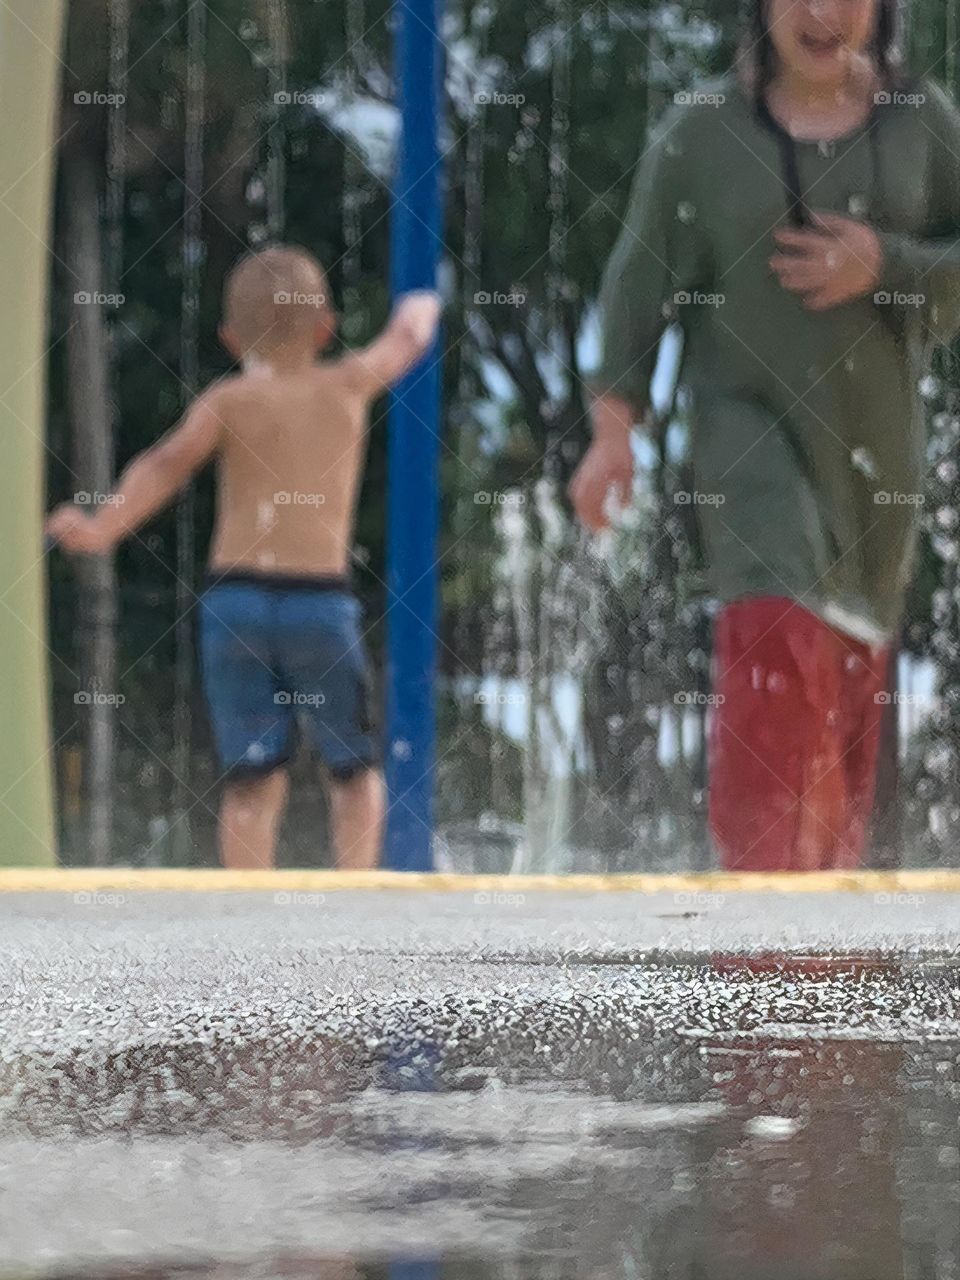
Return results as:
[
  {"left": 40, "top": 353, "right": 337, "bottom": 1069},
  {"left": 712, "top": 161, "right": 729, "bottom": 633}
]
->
[{"left": 199, "top": 574, "right": 379, "bottom": 781}]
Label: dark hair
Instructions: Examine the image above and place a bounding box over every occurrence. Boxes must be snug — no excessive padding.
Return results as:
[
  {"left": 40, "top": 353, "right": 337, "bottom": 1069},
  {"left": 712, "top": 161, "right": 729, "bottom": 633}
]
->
[{"left": 745, "top": 0, "right": 903, "bottom": 100}]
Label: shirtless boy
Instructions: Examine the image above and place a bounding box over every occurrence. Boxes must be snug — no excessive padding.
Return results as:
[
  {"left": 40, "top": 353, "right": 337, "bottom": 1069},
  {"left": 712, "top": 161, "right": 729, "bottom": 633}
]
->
[{"left": 47, "top": 246, "right": 442, "bottom": 871}]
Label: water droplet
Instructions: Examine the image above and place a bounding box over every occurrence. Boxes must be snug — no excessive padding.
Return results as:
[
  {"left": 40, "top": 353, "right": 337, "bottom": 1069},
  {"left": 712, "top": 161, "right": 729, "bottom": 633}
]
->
[
  {"left": 851, "top": 447, "right": 878, "bottom": 479},
  {"left": 676, "top": 201, "right": 697, "bottom": 224},
  {"left": 848, "top": 193, "right": 869, "bottom": 217}
]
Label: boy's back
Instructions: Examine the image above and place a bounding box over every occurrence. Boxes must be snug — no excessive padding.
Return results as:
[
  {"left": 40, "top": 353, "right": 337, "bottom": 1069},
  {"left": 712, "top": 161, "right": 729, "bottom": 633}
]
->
[{"left": 211, "top": 359, "right": 375, "bottom": 579}]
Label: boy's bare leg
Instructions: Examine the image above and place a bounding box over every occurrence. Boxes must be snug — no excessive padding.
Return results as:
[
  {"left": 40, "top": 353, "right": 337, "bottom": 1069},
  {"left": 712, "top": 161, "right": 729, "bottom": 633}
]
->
[
  {"left": 328, "top": 768, "right": 385, "bottom": 870},
  {"left": 219, "top": 769, "right": 290, "bottom": 869}
]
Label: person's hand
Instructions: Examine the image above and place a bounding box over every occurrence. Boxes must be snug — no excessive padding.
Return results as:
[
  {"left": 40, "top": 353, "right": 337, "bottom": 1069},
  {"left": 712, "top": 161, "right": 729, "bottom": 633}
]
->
[
  {"left": 45, "top": 505, "right": 116, "bottom": 556},
  {"left": 394, "top": 290, "right": 443, "bottom": 346},
  {"left": 569, "top": 434, "right": 634, "bottom": 532},
  {"left": 770, "top": 212, "right": 883, "bottom": 311}
]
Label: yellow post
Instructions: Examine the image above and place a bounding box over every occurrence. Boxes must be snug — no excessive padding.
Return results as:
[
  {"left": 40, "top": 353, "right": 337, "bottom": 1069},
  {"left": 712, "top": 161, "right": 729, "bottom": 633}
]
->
[{"left": 0, "top": 1, "right": 64, "bottom": 864}]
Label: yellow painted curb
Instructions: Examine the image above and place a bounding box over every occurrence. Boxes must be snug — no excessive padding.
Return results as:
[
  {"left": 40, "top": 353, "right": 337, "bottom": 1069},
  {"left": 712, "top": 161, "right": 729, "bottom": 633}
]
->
[{"left": 0, "top": 868, "right": 957, "bottom": 894}]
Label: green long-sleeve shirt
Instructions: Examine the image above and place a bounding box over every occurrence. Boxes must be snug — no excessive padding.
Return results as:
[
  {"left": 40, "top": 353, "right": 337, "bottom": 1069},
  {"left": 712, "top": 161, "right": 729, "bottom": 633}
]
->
[{"left": 592, "top": 72, "right": 960, "bottom": 645}]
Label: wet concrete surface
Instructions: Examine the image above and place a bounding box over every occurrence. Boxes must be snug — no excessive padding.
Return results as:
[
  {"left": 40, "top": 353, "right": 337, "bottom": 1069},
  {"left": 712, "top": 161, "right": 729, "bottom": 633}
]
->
[{"left": 0, "top": 890, "right": 958, "bottom": 1279}]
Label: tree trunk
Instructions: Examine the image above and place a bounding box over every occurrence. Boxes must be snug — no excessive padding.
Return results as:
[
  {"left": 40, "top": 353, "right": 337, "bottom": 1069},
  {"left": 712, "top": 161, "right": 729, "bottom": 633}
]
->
[{"left": 63, "top": 146, "right": 118, "bottom": 868}]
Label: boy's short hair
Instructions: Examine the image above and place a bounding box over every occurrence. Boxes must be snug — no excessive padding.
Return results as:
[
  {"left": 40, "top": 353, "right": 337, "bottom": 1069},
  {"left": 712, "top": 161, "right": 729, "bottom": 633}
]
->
[{"left": 223, "top": 245, "right": 332, "bottom": 355}]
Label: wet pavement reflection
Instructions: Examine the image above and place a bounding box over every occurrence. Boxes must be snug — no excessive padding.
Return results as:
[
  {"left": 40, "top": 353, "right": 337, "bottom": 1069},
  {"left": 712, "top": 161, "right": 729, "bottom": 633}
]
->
[{"left": 1, "top": 898, "right": 958, "bottom": 1279}]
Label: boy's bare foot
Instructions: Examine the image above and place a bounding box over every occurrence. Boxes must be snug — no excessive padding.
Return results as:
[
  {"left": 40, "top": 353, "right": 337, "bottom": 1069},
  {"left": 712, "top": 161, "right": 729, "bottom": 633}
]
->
[{"left": 219, "top": 770, "right": 290, "bottom": 869}]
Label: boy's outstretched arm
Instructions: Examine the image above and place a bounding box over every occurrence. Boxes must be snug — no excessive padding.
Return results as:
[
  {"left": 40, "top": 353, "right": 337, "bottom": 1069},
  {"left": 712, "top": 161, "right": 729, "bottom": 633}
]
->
[
  {"left": 342, "top": 290, "right": 442, "bottom": 395},
  {"left": 46, "top": 387, "right": 225, "bottom": 556}
]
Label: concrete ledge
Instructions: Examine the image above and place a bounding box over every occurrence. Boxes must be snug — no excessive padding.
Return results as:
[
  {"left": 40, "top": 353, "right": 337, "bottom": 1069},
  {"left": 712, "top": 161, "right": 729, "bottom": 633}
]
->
[{"left": 0, "top": 868, "right": 957, "bottom": 893}]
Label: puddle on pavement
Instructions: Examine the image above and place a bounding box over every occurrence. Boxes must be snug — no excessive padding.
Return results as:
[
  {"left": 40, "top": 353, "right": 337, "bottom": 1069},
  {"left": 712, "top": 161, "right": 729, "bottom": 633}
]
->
[{"left": 3, "top": 953, "right": 958, "bottom": 1280}]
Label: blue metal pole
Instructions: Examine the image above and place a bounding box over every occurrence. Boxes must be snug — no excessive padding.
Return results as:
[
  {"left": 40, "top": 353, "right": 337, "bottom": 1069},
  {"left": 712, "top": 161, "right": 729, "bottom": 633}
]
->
[{"left": 385, "top": 0, "right": 444, "bottom": 870}]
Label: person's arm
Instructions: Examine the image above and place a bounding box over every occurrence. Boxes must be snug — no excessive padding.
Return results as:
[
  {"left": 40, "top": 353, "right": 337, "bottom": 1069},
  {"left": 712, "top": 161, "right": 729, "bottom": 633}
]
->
[
  {"left": 875, "top": 80, "right": 960, "bottom": 341},
  {"left": 569, "top": 394, "right": 636, "bottom": 532},
  {"left": 46, "top": 387, "right": 226, "bottom": 556},
  {"left": 340, "top": 290, "right": 442, "bottom": 397},
  {"left": 572, "top": 108, "right": 707, "bottom": 530}
]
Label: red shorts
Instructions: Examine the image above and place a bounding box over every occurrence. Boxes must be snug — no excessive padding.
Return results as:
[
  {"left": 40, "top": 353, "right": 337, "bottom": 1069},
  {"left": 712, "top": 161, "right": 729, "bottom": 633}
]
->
[{"left": 708, "top": 597, "right": 890, "bottom": 872}]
